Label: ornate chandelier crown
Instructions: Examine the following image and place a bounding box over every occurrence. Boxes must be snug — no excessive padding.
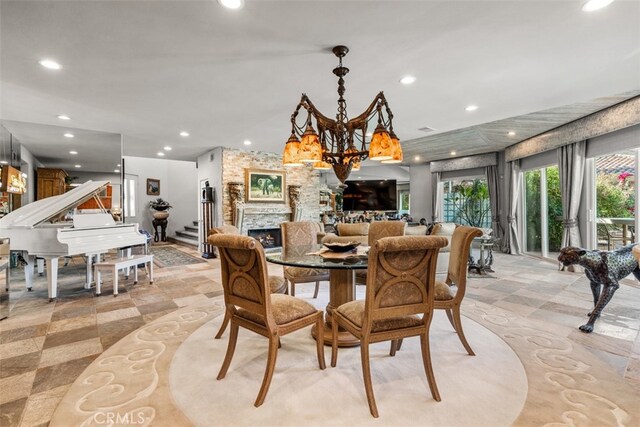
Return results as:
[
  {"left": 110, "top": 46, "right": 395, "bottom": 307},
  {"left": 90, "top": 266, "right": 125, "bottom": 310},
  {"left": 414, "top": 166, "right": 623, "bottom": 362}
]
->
[{"left": 283, "top": 45, "right": 402, "bottom": 185}]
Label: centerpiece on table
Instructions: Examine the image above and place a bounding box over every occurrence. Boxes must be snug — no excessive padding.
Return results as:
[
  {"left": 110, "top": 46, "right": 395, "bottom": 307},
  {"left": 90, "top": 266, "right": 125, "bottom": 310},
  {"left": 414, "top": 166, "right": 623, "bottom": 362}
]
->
[{"left": 149, "top": 198, "right": 172, "bottom": 220}]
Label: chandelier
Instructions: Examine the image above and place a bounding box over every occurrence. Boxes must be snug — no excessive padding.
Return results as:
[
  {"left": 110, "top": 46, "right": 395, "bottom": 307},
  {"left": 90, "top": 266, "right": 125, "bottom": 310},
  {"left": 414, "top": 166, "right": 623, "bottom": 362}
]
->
[{"left": 282, "top": 45, "right": 402, "bottom": 185}]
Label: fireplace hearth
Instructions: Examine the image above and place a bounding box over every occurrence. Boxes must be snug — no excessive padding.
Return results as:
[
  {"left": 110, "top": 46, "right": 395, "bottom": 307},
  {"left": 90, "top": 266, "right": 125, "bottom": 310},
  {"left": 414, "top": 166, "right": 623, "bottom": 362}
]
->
[{"left": 247, "top": 228, "right": 282, "bottom": 250}]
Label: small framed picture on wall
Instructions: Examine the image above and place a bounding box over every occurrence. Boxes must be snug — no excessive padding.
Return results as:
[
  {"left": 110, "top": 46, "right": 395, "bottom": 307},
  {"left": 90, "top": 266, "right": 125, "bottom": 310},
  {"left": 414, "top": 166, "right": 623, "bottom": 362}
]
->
[{"left": 147, "top": 178, "right": 160, "bottom": 196}]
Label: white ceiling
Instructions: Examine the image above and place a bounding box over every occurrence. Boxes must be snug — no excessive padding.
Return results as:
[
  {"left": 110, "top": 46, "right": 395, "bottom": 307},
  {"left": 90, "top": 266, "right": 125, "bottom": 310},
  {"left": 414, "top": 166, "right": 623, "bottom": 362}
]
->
[{"left": 1, "top": 0, "right": 639, "bottom": 169}]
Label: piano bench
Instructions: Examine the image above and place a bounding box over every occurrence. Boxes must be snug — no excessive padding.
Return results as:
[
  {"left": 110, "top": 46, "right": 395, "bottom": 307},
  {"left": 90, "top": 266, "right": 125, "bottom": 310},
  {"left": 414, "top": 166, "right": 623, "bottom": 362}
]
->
[{"left": 94, "top": 254, "right": 154, "bottom": 297}]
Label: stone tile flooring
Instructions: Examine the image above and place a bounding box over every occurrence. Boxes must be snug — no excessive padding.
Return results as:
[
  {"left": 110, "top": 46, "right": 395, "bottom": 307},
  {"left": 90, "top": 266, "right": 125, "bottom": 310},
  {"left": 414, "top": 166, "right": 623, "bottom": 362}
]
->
[{"left": 0, "top": 244, "right": 639, "bottom": 426}]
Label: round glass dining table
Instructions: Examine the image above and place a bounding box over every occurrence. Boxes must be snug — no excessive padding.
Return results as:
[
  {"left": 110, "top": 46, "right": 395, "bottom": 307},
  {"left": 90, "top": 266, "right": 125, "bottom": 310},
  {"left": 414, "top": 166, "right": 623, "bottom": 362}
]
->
[{"left": 266, "top": 244, "right": 368, "bottom": 347}]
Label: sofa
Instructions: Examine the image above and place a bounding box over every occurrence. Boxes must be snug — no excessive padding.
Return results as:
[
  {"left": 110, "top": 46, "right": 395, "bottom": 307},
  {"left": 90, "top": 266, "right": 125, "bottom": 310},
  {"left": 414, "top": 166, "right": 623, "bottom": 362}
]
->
[{"left": 321, "top": 221, "right": 457, "bottom": 273}]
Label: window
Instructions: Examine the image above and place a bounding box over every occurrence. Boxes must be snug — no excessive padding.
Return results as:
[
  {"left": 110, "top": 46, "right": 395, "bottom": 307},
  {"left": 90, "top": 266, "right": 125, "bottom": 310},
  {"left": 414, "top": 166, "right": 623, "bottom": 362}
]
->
[
  {"left": 124, "top": 175, "right": 137, "bottom": 218},
  {"left": 442, "top": 178, "right": 491, "bottom": 228}
]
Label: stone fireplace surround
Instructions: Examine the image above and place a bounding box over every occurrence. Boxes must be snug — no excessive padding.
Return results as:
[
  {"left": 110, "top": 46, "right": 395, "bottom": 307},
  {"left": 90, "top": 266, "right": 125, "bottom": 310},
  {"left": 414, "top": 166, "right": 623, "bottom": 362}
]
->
[{"left": 220, "top": 148, "right": 321, "bottom": 240}]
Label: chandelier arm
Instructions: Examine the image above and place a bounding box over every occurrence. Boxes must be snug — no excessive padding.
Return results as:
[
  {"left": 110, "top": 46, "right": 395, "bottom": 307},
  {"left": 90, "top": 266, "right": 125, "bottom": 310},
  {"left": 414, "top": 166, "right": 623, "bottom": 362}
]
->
[
  {"left": 345, "top": 92, "right": 388, "bottom": 129},
  {"left": 300, "top": 95, "right": 339, "bottom": 131}
]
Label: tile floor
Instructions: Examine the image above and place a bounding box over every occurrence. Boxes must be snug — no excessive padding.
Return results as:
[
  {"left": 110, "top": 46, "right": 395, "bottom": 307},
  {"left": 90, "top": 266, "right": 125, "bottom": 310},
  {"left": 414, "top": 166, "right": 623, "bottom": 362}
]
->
[{"left": 0, "top": 244, "right": 639, "bottom": 426}]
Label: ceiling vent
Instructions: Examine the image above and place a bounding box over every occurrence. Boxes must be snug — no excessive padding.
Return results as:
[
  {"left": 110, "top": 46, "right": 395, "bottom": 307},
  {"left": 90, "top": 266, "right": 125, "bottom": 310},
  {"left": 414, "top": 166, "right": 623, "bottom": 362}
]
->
[{"left": 418, "top": 126, "right": 436, "bottom": 133}]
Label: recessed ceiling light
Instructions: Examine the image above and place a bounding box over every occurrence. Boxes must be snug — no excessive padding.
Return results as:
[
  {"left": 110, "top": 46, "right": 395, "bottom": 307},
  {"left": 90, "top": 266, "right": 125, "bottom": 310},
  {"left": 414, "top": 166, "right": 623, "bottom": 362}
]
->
[
  {"left": 0, "top": 161, "right": 7, "bottom": 165},
  {"left": 399, "top": 75, "right": 416, "bottom": 85},
  {"left": 114, "top": 169, "right": 120, "bottom": 173},
  {"left": 218, "top": 0, "right": 244, "bottom": 9},
  {"left": 582, "top": 0, "right": 615, "bottom": 12},
  {"left": 414, "top": 155, "right": 421, "bottom": 161},
  {"left": 74, "top": 164, "right": 81, "bottom": 168},
  {"left": 164, "top": 146, "right": 172, "bottom": 151},
  {"left": 450, "top": 151, "right": 456, "bottom": 156},
  {"left": 465, "top": 105, "right": 478, "bottom": 112},
  {"left": 508, "top": 131, "right": 516, "bottom": 136},
  {"left": 64, "top": 133, "right": 74, "bottom": 138},
  {"left": 244, "top": 140, "right": 252, "bottom": 146},
  {"left": 38, "top": 59, "right": 62, "bottom": 70},
  {"left": 69, "top": 150, "right": 78, "bottom": 155},
  {"left": 117, "top": 164, "right": 121, "bottom": 167},
  {"left": 157, "top": 152, "right": 165, "bottom": 157},
  {"left": 57, "top": 115, "right": 70, "bottom": 120},
  {"left": 179, "top": 131, "right": 190, "bottom": 137}
]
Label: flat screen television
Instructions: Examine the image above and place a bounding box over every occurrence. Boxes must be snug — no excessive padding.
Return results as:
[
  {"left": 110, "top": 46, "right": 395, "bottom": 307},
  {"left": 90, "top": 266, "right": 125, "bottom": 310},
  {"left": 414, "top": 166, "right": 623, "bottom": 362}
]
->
[{"left": 342, "top": 179, "right": 397, "bottom": 211}]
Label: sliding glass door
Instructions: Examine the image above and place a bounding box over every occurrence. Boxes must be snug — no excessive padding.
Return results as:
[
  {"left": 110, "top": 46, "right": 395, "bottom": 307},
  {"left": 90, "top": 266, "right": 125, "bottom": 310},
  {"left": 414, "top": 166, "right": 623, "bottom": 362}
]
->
[
  {"left": 522, "top": 165, "right": 562, "bottom": 259},
  {"left": 593, "top": 149, "right": 637, "bottom": 249}
]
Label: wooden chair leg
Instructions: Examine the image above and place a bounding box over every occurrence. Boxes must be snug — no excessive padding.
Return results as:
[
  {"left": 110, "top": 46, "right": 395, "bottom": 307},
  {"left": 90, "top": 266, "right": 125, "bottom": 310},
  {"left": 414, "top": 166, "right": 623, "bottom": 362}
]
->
[
  {"left": 313, "top": 281, "right": 320, "bottom": 299},
  {"left": 389, "top": 340, "right": 398, "bottom": 356},
  {"left": 217, "top": 321, "right": 239, "bottom": 380},
  {"left": 397, "top": 338, "right": 403, "bottom": 351},
  {"left": 255, "top": 336, "right": 279, "bottom": 407},
  {"left": 214, "top": 309, "right": 231, "bottom": 339},
  {"left": 452, "top": 305, "right": 475, "bottom": 356},
  {"left": 445, "top": 308, "right": 456, "bottom": 331},
  {"left": 316, "top": 313, "right": 326, "bottom": 369},
  {"left": 290, "top": 280, "right": 295, "bottom": 297},
  {"left": 283, "top": 278, "right": 289, "bottom": 295},
  {"left": 420, "top": 332, "right": 441, "bottom": 402},
  {"left": 331, "top": 315, "right": 339, "bottom": 368},
  {"left": 360, "top": 339, "right": 379, "bottom": 418}
]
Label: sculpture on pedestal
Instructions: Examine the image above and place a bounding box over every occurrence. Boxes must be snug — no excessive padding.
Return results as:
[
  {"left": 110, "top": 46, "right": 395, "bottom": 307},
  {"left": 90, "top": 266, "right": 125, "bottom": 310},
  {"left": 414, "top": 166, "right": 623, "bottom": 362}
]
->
[
  {"left": 228, "top": 182, "right": 245, "bottom": 233},
  {"left": 288, "top": 185, "right": 302, "bottom": 222}
]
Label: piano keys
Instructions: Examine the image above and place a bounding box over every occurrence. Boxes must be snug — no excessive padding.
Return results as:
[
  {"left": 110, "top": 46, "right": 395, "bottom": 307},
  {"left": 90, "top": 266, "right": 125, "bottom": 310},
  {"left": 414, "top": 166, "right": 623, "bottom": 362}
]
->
[{"left": 0, "top": 180, "right": 146, "bottom": 300}]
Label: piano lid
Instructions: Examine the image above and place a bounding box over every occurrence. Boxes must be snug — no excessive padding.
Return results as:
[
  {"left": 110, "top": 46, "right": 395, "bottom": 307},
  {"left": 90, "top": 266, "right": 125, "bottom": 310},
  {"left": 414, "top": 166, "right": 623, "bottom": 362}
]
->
[{"left": 0, "top": 180, "right": 110, "bottom": 228}]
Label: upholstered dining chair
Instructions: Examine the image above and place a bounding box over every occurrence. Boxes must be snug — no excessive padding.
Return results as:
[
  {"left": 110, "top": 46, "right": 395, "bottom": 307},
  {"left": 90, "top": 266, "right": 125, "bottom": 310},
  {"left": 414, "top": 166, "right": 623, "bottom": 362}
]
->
[
  {"left": 433, "top": 225, "right": 483, "bottom": 355},
  {"left": 330, "top": 235, "right": 447, "bottom": 418},
  {"left": 354, "top": 221, "right": 407, "bottom": 286},
  {"left": 208, "top": 226, "right": 287, "bottom": 339},
  {"left": 280, "top": 221, "right": 329, "bottom": 298},
  {"left": 209, "top": 234, "right": 326, "bottom": 407}
]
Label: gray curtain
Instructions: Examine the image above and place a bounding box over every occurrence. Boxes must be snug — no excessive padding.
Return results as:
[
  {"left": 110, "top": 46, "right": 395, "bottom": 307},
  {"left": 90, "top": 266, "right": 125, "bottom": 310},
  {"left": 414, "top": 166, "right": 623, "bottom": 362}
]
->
[
  {"left": 558, "top": 140, "right": 586, "bottom": 249},
  {"left": 485, "top": 165, "right": 503, "bottom": 240},
  {"left": 501, "top": 160, "right": 522, "bottom": 254},
  {"left": 431, "top": 171, "right": 441, "bottom": 222}
]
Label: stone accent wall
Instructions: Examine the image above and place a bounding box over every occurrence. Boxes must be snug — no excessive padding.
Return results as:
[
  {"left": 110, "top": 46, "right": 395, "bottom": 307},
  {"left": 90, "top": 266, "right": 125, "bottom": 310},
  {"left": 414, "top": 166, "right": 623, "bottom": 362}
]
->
[{"left": 221, "top": 148, "right": 321, "bottom": 232}]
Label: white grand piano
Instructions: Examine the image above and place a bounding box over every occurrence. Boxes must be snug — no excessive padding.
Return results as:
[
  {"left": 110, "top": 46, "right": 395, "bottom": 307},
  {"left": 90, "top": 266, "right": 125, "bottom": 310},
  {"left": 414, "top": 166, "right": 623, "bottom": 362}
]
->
[{"left": 0, "top": 180, "right": 146, "bottom": 300}]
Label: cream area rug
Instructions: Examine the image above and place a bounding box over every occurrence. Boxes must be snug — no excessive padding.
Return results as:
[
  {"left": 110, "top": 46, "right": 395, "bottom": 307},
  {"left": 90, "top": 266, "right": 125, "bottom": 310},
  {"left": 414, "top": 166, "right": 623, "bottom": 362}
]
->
[
  {"left": 170, "top": 311, "right": 526, "bottom": 426},
  {"left": 50, "top": 290, "right": 639, "bottom": 426}
]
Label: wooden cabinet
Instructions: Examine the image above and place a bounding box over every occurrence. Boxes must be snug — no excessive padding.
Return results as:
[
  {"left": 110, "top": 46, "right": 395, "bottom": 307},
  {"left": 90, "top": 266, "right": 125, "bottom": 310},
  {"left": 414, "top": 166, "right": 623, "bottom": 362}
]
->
[
  {"left": 36, "top": 168, "right": 68, "bottom": 200},
  {"left": 77, "top": 185, "right": 112, "bottom": 210}
]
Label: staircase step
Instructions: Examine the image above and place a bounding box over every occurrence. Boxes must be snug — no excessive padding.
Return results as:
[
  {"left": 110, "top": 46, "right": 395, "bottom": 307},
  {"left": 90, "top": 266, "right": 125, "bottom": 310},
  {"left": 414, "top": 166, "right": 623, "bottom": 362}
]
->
[
  {"left": 175, "top": 230, "right": 198, "bottom": 240},
  {"left": 192, "top": 220, "right": 198, "bottom": 226},
  {"left": 169, "top": 236, "right": 198, "bottom": 247},
  {"left": 184, "top": 225, "right": 198, "bottom": 233}
]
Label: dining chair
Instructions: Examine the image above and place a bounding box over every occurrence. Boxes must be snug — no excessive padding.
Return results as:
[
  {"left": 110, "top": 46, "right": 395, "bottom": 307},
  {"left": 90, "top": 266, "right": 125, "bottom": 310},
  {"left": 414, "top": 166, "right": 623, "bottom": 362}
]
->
[
  {"left": 330, "top": 235, "right": 447, "bottom": 418},
  {"left": 433, "top": 225, "right": 483, "bottom": 355},
  {"left": 354, "top": 221, "right": 407, "bottom": 286},
  {"left": 208, "top": 226, "right": 287, "bottom": 339},
  {"left": 280, "top": 221, "right": 329, "bottom": 298},
  {"left": 209, "top": 233, "right": 326, "bottom": 407}
]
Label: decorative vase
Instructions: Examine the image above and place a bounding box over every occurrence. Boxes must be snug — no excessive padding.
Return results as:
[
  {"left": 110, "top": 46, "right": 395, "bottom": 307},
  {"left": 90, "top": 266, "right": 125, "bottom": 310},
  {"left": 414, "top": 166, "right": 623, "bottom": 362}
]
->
[{"left": 152, "top": 210, "right": 170, "bottom": 220}]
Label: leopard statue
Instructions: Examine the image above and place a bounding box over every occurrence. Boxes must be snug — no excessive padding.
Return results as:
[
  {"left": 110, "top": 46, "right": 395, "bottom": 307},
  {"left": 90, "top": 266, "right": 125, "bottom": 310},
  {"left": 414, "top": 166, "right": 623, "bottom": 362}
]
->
[{"left": 558, "top": 244, "right": 640, "bottom": 333}]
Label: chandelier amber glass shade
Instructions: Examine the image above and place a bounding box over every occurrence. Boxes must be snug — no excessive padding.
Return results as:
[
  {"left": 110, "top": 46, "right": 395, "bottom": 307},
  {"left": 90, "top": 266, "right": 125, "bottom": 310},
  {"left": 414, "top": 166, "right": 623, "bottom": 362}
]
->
[
  {"left": 381, "top": 133, "right": 403, "bottom": 164},
  {"left": 368, "top": 124, "right": 394, "bottom": 161},
  {"left": 313, "top": 161, "right": 332, "bottom": 170},
  {"left": 298, "top": 125, "right": 322, "bottom": 163},
  {"left": 283, "top": 134, "right": 303, "bottom": 167}
]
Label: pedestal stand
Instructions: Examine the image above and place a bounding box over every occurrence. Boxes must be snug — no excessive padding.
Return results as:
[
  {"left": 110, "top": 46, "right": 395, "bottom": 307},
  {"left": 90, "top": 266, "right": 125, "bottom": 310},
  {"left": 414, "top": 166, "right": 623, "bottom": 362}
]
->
[{"left": 201, "top": 201, "right": 216, "bottom": 259}]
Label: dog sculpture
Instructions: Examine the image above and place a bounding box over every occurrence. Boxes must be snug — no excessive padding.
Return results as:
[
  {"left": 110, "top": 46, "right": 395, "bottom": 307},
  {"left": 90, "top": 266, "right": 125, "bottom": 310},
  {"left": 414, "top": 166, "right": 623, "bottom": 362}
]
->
[{"left": 558, "top": 244, "right": 640, "bottom": 333}]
